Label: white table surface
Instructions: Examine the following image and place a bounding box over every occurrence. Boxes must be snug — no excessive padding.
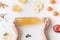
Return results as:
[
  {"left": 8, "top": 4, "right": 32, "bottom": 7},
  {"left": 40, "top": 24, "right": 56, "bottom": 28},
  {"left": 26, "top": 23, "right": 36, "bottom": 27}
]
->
[{"left": 0, "top": 0, "right": 60, "bottom": 40}]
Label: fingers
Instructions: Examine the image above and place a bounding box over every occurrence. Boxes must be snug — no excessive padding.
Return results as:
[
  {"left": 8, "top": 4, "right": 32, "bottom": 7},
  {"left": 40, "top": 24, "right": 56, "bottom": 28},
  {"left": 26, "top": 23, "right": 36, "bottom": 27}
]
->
[
  {"left": 43, "top": 17, "right": 50, "bottom": 29},
  {"left": 43, "top": 17, "right": 50, "bottom": 24},
  {"left": 44, "top": 20, "right": 48, "bottom": 27},
  {"left": 13, "top": 22, "right": 18, "bottom": 36},
  {"left": 43, "top": 17, "right": 47, "bottom": 22},
  {"left": 46, "top": 18, "right": 50, "bottom": 27}
]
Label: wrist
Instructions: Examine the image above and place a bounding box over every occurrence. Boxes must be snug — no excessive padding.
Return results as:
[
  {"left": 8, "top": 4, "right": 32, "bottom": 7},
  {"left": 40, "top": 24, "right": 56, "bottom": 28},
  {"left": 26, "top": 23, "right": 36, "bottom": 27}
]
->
[{"left": 42, "top": 28, "right": 46, "bottom": 32}]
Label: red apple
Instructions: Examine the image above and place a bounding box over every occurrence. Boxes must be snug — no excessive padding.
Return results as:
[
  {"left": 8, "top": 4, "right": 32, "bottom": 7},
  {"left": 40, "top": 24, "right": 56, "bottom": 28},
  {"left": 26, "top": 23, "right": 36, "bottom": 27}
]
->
[{"left": 53, "top": 24, "right": 60, "bottom": 33}]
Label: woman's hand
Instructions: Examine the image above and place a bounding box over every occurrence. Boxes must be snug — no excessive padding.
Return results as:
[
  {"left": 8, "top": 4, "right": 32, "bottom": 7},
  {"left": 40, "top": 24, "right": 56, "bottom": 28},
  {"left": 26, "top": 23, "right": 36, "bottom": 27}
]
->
[
  {"left": 42, "top": 17, "right": 50, "bottom": 40},
  {"left": 43, "top": 17, "right": 50, "bottom": 31},
  {"left": 13, "top": 22, "right": 18, "bottom": 40}
]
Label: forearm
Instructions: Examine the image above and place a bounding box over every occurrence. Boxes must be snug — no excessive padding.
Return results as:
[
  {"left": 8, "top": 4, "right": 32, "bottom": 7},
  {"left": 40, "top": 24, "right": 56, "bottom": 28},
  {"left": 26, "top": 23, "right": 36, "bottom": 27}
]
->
[
  {"left": 42, "top": 29, "right": 48, "bottom": 40},
  {"left": 14, "top": 28, "right": 18, "bottom": 40},
  {"left": 13, "top": 25, "right": 18, "bottom": 40}
]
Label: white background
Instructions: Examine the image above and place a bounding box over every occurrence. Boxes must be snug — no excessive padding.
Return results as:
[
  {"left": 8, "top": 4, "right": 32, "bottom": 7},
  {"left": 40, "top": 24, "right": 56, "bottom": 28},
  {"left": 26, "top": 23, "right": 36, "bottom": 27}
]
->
[{"left": 0, "top": 0, "right": 60, "bottom": 40}]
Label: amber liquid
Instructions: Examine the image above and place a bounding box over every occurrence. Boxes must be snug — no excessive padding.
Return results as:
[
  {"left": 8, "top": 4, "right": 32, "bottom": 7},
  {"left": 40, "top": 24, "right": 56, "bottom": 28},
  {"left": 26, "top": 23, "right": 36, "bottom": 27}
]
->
[{"left": 15, "top": 17, "right": 43, "bottom": 26}]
